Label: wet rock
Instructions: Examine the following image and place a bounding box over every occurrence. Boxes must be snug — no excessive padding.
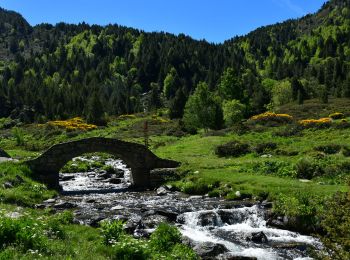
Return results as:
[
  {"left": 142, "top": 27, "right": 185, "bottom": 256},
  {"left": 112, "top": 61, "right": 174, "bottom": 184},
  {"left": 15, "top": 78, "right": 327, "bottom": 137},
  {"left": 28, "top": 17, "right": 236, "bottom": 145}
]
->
[
  {"left": 219, "top": 255, "right": 257, "bottom": 260},
  {"left": 53, "top": 202, "right": 77, "bottom": 209},
  {"left": 270, "top": 242, "right": 309, "bottom": 251},
  {"left": 133, "top": 228, "right": 152, "bottom": 239},
  {"left": 60, "top": 174, "right": 75, "bottom": 181},
  {"left": 156, "top": 186, "right": 169, "bottom": 196},
  {"left": 99, "top": 172, "right": 111, "bottom": 179},
  {"left": 156, "top": 209, "right": 178, "bottom": 221},
  {"left": 194, "top": 241, "right": 228, "bottom": 258},
  {"left": 109, "top": 178, "right": 122, "bottom": 184},
  {"left": 44, "top": 198, "right": 56, "bottom": 204},
  {"left": 90, "top": 216, "right": 106, "bottom": 227},
  {"left": 142, "top": 214, "right": 168, "bottom": 228},
  {"left": 261, "top": 200, "right": 273, "bottom": 209},
  {"left": 111, "top": 205, "right": 124, "bottom": 211},
  {"left": 35, "top": 204, "right": 46, "bottom": 209},
  {"left": 3, "top": 181, "right": 13, "bottom": 189},
  {"left": 198, "top": 212, "right": 221, "bottom": 226},
  {"left": 124, "top": 217, "right": 142, "bottom": 234},
  {"left": 86, "top": 198, "right": 96, "bottom": 203},
  {"left": 249, "top": 231, "right": 268, "bottom": 243}
]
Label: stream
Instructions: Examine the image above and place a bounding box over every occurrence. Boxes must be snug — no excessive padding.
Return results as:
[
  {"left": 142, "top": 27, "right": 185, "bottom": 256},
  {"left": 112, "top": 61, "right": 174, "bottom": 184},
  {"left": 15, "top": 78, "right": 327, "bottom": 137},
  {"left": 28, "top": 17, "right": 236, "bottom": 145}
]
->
[{"left": 42, "top": 157, "right": 322, "bottom": 260}]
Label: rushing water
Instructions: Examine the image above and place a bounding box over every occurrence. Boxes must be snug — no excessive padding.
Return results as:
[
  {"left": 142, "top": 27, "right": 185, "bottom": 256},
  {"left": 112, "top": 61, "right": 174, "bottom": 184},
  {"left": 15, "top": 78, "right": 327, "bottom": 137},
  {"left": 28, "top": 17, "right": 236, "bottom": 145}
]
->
[{"left": 52, "top": 157, "right": 322, "bottom": 260}]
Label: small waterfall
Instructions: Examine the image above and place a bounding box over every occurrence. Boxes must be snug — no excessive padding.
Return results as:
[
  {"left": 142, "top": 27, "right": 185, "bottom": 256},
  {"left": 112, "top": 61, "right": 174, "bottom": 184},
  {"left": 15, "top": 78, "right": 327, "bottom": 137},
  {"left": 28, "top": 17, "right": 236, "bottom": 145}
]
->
[{"left": 179, "top": 206, "right": 322, "bottom": 260}]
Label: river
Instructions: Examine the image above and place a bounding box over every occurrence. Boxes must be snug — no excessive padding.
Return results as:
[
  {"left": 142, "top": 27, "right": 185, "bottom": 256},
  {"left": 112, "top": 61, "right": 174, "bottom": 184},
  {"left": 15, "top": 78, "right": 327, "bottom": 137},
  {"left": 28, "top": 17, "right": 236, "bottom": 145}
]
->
[{"left": 43, "top": 156, "right": 322, "bottom": 260}]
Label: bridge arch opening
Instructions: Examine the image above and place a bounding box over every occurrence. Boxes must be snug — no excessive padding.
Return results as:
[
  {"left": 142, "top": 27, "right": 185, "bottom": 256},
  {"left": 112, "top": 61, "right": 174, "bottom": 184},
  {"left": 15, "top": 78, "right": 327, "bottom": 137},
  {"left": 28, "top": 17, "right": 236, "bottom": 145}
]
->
[{"left": 59, "top": 153, "right": 131, "bottom": 192}]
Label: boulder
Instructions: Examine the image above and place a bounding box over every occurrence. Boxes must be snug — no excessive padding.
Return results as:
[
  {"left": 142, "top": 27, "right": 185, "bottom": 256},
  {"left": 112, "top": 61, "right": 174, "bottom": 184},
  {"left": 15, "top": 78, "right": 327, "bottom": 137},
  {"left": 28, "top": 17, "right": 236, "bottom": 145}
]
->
[
  {"left": 249, "top": 231, "right": 268, "bottom": 243},
  {"left": 109, "top": 178, "right": 122, "bottom": 184},
  {"left": 156, "top": 186, "right": 169, "bottom": 196},
  {"left": 53, "top": 202, "right": 77, "bottom": 209},
  {"left": 194, "top": 241, "right": 228, "bottom": 258}
]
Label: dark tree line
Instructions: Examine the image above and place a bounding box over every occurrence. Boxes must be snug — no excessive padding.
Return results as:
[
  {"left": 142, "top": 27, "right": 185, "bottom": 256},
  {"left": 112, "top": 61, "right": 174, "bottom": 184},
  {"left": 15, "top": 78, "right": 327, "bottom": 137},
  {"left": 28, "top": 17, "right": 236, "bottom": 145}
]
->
[{"left": 0, "top": 0, "right": 349, "bottom": 124}]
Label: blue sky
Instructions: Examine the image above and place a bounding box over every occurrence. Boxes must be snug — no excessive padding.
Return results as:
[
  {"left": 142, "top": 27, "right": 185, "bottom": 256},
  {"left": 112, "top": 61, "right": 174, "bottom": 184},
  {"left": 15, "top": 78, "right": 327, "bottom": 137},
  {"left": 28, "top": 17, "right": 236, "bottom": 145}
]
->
[{"left": 0, "top": 0, "right": 326, "bottom": 43}]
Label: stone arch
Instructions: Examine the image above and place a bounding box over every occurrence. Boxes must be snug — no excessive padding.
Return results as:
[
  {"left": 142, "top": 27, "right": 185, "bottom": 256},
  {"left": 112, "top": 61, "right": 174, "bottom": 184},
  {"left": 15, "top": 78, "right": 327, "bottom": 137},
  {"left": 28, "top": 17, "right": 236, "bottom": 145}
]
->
[{"left": 26, "top": 137, "right": 180, "bottom": 189}]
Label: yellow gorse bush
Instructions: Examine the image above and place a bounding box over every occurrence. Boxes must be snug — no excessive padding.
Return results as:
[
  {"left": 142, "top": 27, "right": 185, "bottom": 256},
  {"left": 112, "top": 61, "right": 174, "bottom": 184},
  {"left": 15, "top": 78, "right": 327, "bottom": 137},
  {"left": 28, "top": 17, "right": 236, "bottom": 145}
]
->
[
  {"left": 48, "top": 117, "right": 97, "bottom": 131},
  {"left": 250, "top": 112, "right": 293, "bottom": 122},
  {"left": 298, "top": 118, "right": 332, "bottom": 128},
  {"left": 329, "top": 112, "right": 345, "bottom": 120}
]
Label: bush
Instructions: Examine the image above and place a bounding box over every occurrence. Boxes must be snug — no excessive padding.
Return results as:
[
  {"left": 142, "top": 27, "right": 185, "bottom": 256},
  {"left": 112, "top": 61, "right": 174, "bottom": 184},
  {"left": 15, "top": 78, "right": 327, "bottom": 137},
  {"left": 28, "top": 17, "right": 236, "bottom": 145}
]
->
[
  {"left": 254, "top": 142, "right": 277, "bottom": 154},
  {"left": 178, "top": 179, "right": 219, "bottom": 195},
  {"left": 314, "top": 144, "right": 342, "bottom": 154},
  {"left": 169, "top": 244, "right": 199, "bottom": 259},
  {"left": 0, "top": 217, "right": 48, "bottom": 252},
  {"left": 112, "top": 236, "right": 150, "bottom": 260},
  {"left": 273, "top": 125, "right": 302, "bottom": 137},
  {"left": 320, "top": 191, "right": 350, "bottom": 259},
  {"left": 295, "top": 158, "right": 323, "bottom": 179},
  {"left": 329, "top": 112, "right": 345, "bottom": 119},
  {"left": 100, "top": 220, "right": 125, "bottom": 245},
  {"left": 342, "top": 146, "right": 350, "bottom": 157},
  {"left": 249, "top": 112, "right": 293, "bottom": 125},
  {"left": 215, "top": 141, "right": 250, "bottom": 157},
  {"left": 149, "top": 223, "right": 181, "bottom": 252},
  {"left": 298, "top": 118, "right": 332, "bottom": 129}
]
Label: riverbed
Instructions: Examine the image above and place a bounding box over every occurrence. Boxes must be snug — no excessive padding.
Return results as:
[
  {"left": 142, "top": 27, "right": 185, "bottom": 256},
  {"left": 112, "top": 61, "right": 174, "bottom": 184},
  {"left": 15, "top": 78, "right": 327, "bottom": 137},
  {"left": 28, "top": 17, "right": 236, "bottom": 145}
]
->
[{"left": 44, "top": 157, "right": 321, "bottom": 260}]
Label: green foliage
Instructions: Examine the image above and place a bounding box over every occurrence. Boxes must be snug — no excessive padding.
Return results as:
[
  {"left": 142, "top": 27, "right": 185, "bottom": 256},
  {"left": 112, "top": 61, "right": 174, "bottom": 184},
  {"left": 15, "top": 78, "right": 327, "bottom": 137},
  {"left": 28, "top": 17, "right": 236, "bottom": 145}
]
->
[
  {"left": 218, "top": 68, "right": 241, "bottom": 100},
  {"left": 269, "top": 80, "right": 293, "bottom": 110},
  {"left": 314, "top": 144, "right": 342, "bottom": 154},
  {"left": 112, "top": 236, "right": 150, "bottom": 260},
  {"left": 0, "top": 162, "right": 56, "bottom": 206},
  {"left": 11, "top": 127, "right": 25, "bottom": 146},
  {"left": 320, "top": 191, "right": 350, "bottom": 259},
  {"left": 100, "top": 220, "right": 125, "bottom": 245},
  {"left": 149, "top": 223, "right": 181, "bottom": 252},
  {"left": 295, "top": 157, "right": 322, "bottom": 179},
  {"left": 222, "top": 99, "right": 245, "bottom": 127},
  {"left": 215, "top": 140, "right": 250, "bottom": 157},
  {"left": 183, "top": 82, "right": 223, "bottom": 131},
  {"left": 0, "top": 216, "right": 48, "bottom": 252}
]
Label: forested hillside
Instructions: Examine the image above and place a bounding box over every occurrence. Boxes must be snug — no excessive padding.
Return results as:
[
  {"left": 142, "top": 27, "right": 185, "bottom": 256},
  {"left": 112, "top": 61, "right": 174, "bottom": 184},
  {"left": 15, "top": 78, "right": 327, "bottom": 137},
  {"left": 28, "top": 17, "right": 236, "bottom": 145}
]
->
[{"left": 0, "top": 0, "right": 349, "bottom": 125}]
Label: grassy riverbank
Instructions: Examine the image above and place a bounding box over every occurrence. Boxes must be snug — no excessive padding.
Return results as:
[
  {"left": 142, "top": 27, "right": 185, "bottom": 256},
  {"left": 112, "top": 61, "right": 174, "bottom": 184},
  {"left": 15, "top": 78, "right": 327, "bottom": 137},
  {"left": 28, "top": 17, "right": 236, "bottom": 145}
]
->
[{"left": 0, "top": 103, "right": 350, "bottom": 258}]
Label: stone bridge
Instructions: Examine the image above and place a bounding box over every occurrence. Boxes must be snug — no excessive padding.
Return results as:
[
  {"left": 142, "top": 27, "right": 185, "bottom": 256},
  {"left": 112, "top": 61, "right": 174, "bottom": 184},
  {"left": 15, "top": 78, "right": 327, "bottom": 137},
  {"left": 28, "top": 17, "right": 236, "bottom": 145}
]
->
[{"left": 26, "top": 137, "right": 180, "bottom": 189}]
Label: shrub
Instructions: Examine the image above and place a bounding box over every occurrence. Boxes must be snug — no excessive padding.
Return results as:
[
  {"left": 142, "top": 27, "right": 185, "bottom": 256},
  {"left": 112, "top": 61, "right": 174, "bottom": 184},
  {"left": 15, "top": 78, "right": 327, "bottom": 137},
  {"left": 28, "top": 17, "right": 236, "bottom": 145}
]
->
[
  {"left": 179, "top": 180, "right": 219, "bottom": 195},
  {"left": 149, "top": 223, "right": 181, "bottom": 252},
  {"left": 342, "top": 146, "right": 350, "bottom": 157},
  {"left": 169, "top": 244, "right": 199, "bottom": 259},
  {"left": 47, "top": 117, "right": 97, "bottom": 131},
  {"left": 12, "top": 127, "right": 25, "bottom": 146},
  {"left": 298, "top": 118, "right": 332, "bottom": 128},
  {"left": 314, "top": 144, "right": 342, "bottom": 154},
  {"left": 215, "top": 141, "right": 250, "bottom": 157},
  {"left": 295, "top": 158, "right": 323, "bottom": 179},
  {"left": 254, "top": 142, "right": 277, "bottom": 154},
  {"left": 329, "top": 112, "right": 345, "bottom": 120},
  {"left": 320, "top": 191, "right": 350, "bottom": 259},
  {"left": 273, "top": 125, "right": 302, "bottom": 137},
  {"left": 100, "top": 220, "right": 125, "bottom": 245},
  {"left": 249, "top": 112, "right": 293, "bottom": 125},
  {"left": 0, "top": 217, "right": 48, "bottom": 252},
  {"left": 112, "top": 236, "right": 150, "bottom": 260}
]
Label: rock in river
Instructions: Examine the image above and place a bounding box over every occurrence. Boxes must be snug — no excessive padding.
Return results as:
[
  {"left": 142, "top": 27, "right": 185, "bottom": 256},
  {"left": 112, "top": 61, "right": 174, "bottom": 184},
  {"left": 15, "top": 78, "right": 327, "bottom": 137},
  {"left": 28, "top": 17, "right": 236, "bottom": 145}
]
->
[{"left": 194, "top": 241, "right": 229, "bottom": 258}]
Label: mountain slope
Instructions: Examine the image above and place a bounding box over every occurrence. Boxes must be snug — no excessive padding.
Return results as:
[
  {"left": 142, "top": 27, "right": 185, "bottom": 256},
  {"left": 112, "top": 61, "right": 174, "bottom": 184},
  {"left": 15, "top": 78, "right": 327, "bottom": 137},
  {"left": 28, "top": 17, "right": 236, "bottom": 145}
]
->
[{"left": 0, "top": 0, "right": 349, "bottom": 122}]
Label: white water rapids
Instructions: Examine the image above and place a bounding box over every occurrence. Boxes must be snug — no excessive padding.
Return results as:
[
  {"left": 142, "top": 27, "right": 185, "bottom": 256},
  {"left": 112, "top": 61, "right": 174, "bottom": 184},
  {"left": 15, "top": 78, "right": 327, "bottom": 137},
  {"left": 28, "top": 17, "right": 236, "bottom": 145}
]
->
[{"left": 57, "top": 156, "right": 322, "bottom": 259}]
